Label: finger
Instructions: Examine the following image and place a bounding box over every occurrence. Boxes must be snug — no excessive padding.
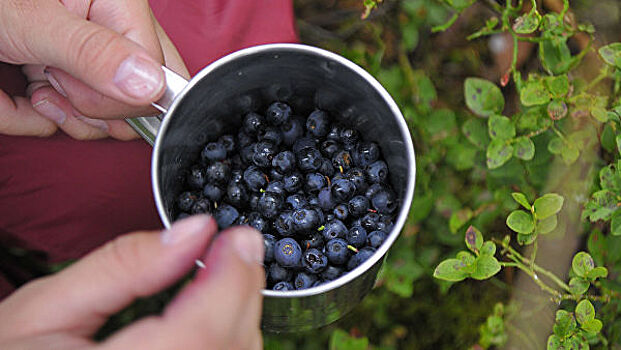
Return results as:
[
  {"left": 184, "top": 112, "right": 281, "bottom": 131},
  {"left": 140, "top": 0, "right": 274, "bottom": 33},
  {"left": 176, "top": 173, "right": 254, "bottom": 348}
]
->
[
  {"left": 99, "top": 226, "right": 265, "bottom": 350},
  {"left": 0, "top": 90, "right": 57, "bottom": 136},
  {"left": 106, "top": 119, "right": 140, "bottom": 141},
  {"left": 21, "top": 64, "right": 46, "bottom": 82},
  {"left": 0, "top": 215, "right": 216, "bottom": 339},
  {"left": 7, "top": 0, "right": 165, "bottom": 105}
]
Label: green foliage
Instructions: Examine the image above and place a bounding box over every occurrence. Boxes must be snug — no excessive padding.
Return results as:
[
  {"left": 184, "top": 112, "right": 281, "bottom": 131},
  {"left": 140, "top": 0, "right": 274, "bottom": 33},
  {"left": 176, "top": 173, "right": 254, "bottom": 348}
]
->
[
  {"left": 329, "top": 329, "right": 369, "bottom": 350},
  {"left": 464, "top": 78, "right": 505, "bottom": 117}
]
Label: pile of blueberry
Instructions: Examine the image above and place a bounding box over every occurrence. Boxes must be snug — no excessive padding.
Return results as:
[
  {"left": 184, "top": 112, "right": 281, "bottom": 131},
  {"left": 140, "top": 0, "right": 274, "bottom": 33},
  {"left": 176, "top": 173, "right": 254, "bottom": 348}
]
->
[{"left": 175, "top": 102, "right": 398, "bottom": 291}]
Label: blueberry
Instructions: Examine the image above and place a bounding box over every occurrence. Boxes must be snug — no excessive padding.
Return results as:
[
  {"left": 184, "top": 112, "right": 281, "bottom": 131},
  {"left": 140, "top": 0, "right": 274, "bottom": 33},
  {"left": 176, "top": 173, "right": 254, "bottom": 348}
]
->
[
  {"left": 347, "top": 168, "right": 368, "bottom": 195},
  {"left": 265, "top": 181, "right": 286, "bottom": 196},
  {"left": 322, "top": 219, "right": 347, "bottom": 240},
  {"left": 347, "top": 247, "right": 376, "bottom": 271},
  {"left": 248, "top": 193, "right": 260, "bottom": 211},
  {"left": 274, "top": 238, "right": 302, "bottom": 267},
  {"left": 365, "top": 183, "right": 385, "bottom": 199},
  {"left": 177, "top": 191, "right": 198, "bottom": 212},
  {"left": 248, "top": 212, "right": 268, "bottom": 232},
  {"left": 191, "top": 198, "right": 212, "bottom": 214},
  {"left": 266, "top": 102, "right": 292, "bottom": 126},
  {"left": 319, "top": 158, "right": 335, "bottom": 177},
  {"left": 317, "top": 187, "right": 335, "bottom": 210},
  {"left": 274, "top": 211, "right": 294, "bottom": 236},
  {"left": 292, "top": 208, "right": 320, "bottom": 233},
  {"left": 302, "top": 248, "right": 328, "bottom": 273},
  {"left": 326, "top": 125, "right": 342, "bottom": 141},
  {"left": 372, "top": 189, "right": 397, "bottom": 214},
  {"left": 305, "top": 173, "right": 327, "bottom": 194},
  {"left": 253, "top": 141, "right": 277, "bottom": 168},
  {"left": 243, "top": 112, "right": 265, "bottom": 135},
  {"left": 320, "top": 139, "right": 341, "bottom": 158},
  {"left": 297, "top": 148, "right": 323, "bottom": 172},
  {"left": 325, "top": 238, "right": 350, "bottom": 265},
  {"left": 366, "top": 160, "right": 388, "bottom": 183},
  {"left": 218, "top": 134, "right": 236, "bottom": 154},
  {"left": 243, "top": 166, "right": 267, "bottom": 192},
  {"left": 272, "top": 151, "right": 296, "bottom": 174},
  {"left": 187, "top": 165, "right": 207, "bottom": 189},
  {"left": 283, "top": 172, "right": 303, "bottom": 193},
  {"left": 237, "top": 130, "right": 253, "bottom": 148},
  {"left": 339, "top": 127, "right": 359, "bottom": 145},
  {"left": 205, "top": 161, "right": 230, "bottom": 184},
  {"left": 346, "top": 226, "right": 367, "bottom": 248},
  {"left": 285, "top": 194, "right": 307, "bottom": 210},
  {"left": 268, "top": 262, "right": 292, "bottom": 283},
  {"left": 294, "top": 272, "right": 318, "bottom": 290},
  {"left": 280, "top": 117, "right": 304, "bottom": 146},
  {"left": 360, "top": 212, "right": 380, "bottom": 232},
  {"left": 214, "top": 204, "right": 239, "bottom": 229},
  {"left": 332, "top": 150, "right": 353, "bottom": 172},
  {"left": 311, "top": 280, "right": 324, "bottom": 287},
  {"left": 368, "top": 230, "right": 387, "bottom": 248},
  {"left": 333, "top": 204, "right": 349, "bottom": 221},
  {"left": 293, "top": 137, "right": 317, "bottom": 155},
  {"left": 272, "top": 281, "right": 294, "bottom": 291},
  {"left": 354, "top": 142, "right": 379, "bottom": 167},
  {"left": 308, "top": 195, "right": 320, "bottom": 207},
  {"left": 226, "top": 182, "right": 248, "bottom": 207},
  {"left": 201, "top": 142, "right": 227, "bottom": 162},
  {"left": 259, "top": 126, "right": 283, "bottom": 146},
  {"left": 230, "top": 169, "right": 243, "bottom": 183},
  {"left": 321, "top": 265, "right": 343, "bottom": 281},
  {"left": 258, "top": 192, "right": 283, "bottom": 219},
  {"left": 331, "top": 178, "right": 356, "bottom": 202},
  {"left": 348, "top": 195, "right": 370, "bottom": 217},
  {"left": 240, "top": 144, "right": 255, "bottom": 165},
  {"left": 233, "top": 214, "right": 248, "bottom": 226},
  {"left": 269, "top": 168, "right": 284, "bottom": 181},
  {"left": 306, "top": 109, "right": 330, "bottom": 137},
  {"left": 203, "top": 183, "right": 224, "bottom": 202},
  {"left": 301, "top": 232, "right": 324, "bottom": 250}
]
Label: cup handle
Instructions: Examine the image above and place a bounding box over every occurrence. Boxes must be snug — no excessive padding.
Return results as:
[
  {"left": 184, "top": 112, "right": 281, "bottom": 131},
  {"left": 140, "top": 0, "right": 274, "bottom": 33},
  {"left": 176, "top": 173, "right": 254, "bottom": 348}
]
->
[{"left": 125, "top": 66, "right": 190, "bottom": 146}]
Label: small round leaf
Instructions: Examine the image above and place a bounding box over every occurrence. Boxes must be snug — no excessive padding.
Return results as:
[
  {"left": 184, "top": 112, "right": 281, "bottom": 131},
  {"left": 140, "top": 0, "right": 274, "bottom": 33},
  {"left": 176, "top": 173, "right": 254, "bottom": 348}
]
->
[
  {"left": 537, "top": 215, "right": 558, "bottom": 235},
  {"left": 465, "top": 78, "right": 505, "bottom": 117},
  {"left": 480, "top": 241, "right": 496, "bottom": 256},
  {"left": 581, "top": 319, "right": 603, "bottom": 334},
  {"left": 575, "top": 299, "right": 595, "bottom": 325},
  {"left": 513, "top": 137, "right": 535, "bottom": 160},
  {"left": 568, "top": 277, "right": 589, "bottom": 296},
  {"left": 488, "top": 115, "right": 516, "bottom": 140},
  {"left": 506, "top": 210, "right": 535, "bottom": 234},
  {"left": 487, "top": 139, "right": 514, "bottom": 169},
  {"left": 470, "top": 255, "right": 501, "bottom": 280},
  {"left": 464, "top": 225, "right": 484, "bottom": 253},
  {"left": 512, "top": 192, "right": 531, "bottom": 210},
  {"left": 572, "top": 252, "right": 595, "bottom": 277},
  {"left": 586, "top": 266, "right": 608, "bottom": 281},
  {"left": 433, "top": 259, "right": 469, "bottom": 282},
  {"left": 533, "top": 193, "right": 564, "bottom": 219}
]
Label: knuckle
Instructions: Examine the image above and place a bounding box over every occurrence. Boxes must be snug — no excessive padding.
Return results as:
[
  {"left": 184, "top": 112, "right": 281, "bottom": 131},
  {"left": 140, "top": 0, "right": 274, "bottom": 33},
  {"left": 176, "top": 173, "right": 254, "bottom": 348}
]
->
[
  {"left": 67, "top": 26, "right": 121, "bottom": 77},
  {"left": 98, "top": 234, "right": 145, "bottom": 288}
]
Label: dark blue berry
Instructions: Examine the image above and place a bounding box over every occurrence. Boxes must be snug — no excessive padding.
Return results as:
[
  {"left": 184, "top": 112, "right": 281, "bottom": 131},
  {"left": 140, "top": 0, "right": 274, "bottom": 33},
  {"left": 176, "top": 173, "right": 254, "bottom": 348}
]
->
[
  {"left": 226, "top": 182, "right": 248, "bottom": 207},
  {"left": 280, "top": 117, "right": 304, "bottom": 146},
  {"left": 268, "top": 262, "right": 292, "bottom": 283},
  {"left": 272, "top": 281, "right": 294, "bottom": 291},
  {"left": 305, "top": 173, "right": 327, "bottom": 194},
  {"left": 292, "top": 208, "right": 320, "bottom": 233},
  {"left": 322, "top": 219, "right": 347, "bottom": 240},
  {"left": 366, "top": 160, "right": 388, "bottom": 183},
  {"left": 252, "top": 141, "right": 277, "bottom": 168},
  {"left": 347, "top": 226, "right": 367, "bottom": 248},
  {"left": 339, "top": 127, "right": 359, "bottom": 145},
  {"left": 320, "top": 139, "right": 341, "bottom": 158},
  {"left": 187, "top": 165, "right": 207, "bottom": 189},
  {"left": 203, "top": 183, "right": 224, "bottom": 202},
  {"left": 311, "top": 280, "right": 324, "bottom": 287},
  {"left": 272, "top": 151, "right": 296, "bottom": 174},
  {"left": 293, "top": 137, "right": 317, "bottom": 155},
  {"left": 368, "top": 230, "right": 387, "bottom": 248},
  {"left": 372, "top": 189, "right": 397, "bottom": 214},
  {"left": 297, "top": 148, "right": 322, "bottom": 172},
  {"left": 214, "top": 204, "right": 239, "bottom": 229},
  {"left": 243, "top": 112, "right": 265, "bottom": 135},
  {"left": 240, "top": 144, "right": 255, "bottom": 164},
  {"left": 326, "top": 238, "right": 350, "bottom": 265},
  {"left": 177, "top": 191, "right": 197, "bottom": 212},
  {"left": 354, "top": 142, "right": 379, "bottom": 167},
  {"left": 266, "top": 102, "right": 292, "bottom": 126},
  {"left": 348, "top": 195, "right": 370, "bottom": 217},
  {"left": 274, "top": 211, "right": 294, "bottom": 236},
  {"left": 347, "top": 247, "right": 376, "bottom": 271},
  {"left": 285, "top": 194, "right": 307, "bottom": 210},
  {"left": 248, "top": 193, "right": 260, "bottom": 211},
  {"left": 243, "top": 166, "right": 267, "bottom": 192},
  {"left": 331, "top": 178, "right": 356, "bottom": 202},
  {"left": 365, "top": 183, "right": 385, "bottom": 199},
  {"left": 321, "top": 265, "right": 343, "bottom": 281},
  {"left": 306, "top": 109, "right": 330, "bottom": 137},
  {"left": 274, "top": 238, "right": 302, "bottom": 267},
  {"left": 191, "top": 198, "right": 211, "bottom": 214},
  {"left": 257, "top": 192, "right": 283, "bottom": 219},
  {"left": 317, "top": 187, "right": 335, "bottom": 210},
  {"left": 218, "top": 134, "right": 236, "bottom": 154},
  {"left": 283, "top": 172, "right": 303, "bottom": 193},
  {"left": 269, "top": 168, "right": 284, "bottom": 181},
  {"left": 302, "top": 248, "right": 328, "bottom": 273},
  {"left": 205, "top": 161, "right": 230, "bottom": 184},
  {"left": 237, "top": 131, "right": 253, "bottom": 148},
  {"left": 360, "top": 212, "right": 380, "bottom": 232},
  {"left": 230, "top": 169, "right": 243, "bottom": 183},
  {"left": 326, "top": 125, "right": 342, "bottom": 141},
  {"left": 266, "top": 181, "right": 286, "bottom": 196},
  {"left": 294, "top": 272, "right": 318, "bottom": 290},
  {"left": 333, "top": 204, "right": 349, "bottom": 221},
  {"left": 347, "top": 168, "right": 368, "bottom": 195},
  {"left": 248, "top": 212, "right": 268, "bottom": 232},
  {"left": 319, "top": 158, "right": 335, "bottom": 177},
  {"left": 201, "top": 142, "right": 227, "bottom": 162},
  {"left": 301, "top": 233, "right": 324, "bottom": 250},
  {"left": 332, "top": 150, "right": 353, "bottom": 172},
  {"left": 259, "top": 126, "right": 283, "bottom": 146}
]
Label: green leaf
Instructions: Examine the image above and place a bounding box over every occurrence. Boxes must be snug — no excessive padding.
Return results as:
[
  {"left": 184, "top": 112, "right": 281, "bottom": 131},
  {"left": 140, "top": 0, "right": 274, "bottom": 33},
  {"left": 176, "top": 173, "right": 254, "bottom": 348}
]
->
[
  {"left": 401, "top": 21, "right": 420, "bottom": 51},
  {"left": 539, "top": 38, "right": 573, "bottom": 75},
  {"left": 512, "top": 192, "right": 531, "bottom": 210},
  {"left": 480, "top": 241, "right": 496, "bottom": 256},
  {"left": 599, "top": 164, "right": 621, "bottom": 191},
  {"left": 601, "top": 123, "right": 616, "bottom": 153},
  {"left": 582, "top": 190, "right": 618, "bottom": 222},
  {"left": 560, "top": 143, "right": 579, "bottom": 164},
  {"left": 553, "top": 310, "right": 577, "bottom": 338},
  {"left": 544, "top": 75, "right": 569, "bottom": 98},
  {"left": 575, "top": 300, "right": 595, "bottom": 325},
  {"left": 598, "top": 43, "right": 621, "bottom": 69},
  {"left": 572, "top": 252, "right": 595, "bottom": 278},
  {"left": 449, "top": 208, "right": 473, "bottom": 233},
  {"left": 612, "top": 210, "right": 621, "bottom": 236},
  {"left": 616, "top": 133, "right": 621, "bottom": 155},
  {"left": 486, "top": 139, "right": 513, "bottom": 169},
  {"left": 513, "top": 137, "right": 535, "bottom": 160},
  {"left": 464, "top": 225, "right": 483, "bottom": 253},
  {"left": 462, "top": 118, "right": 491, "bottom": 149},
  {"left": 464, "top": 78, "right": 505, "bottom": 117},
  {"left": 537, "top": 214, "right": 558, "bottom": 234},
  {"left": 512, "top": 8, "right": 541, "bottom": 34},
  {"left": 329, "top": 329, "right": 369, "bottom": 350},
  {"left": 433, "top": 258, "right": 469, "bottom": 282},
  {"left": 591, "top": 107, "right": 609, "bottom": 123},
  {"left": 547, "top": 100, "right": 568, "bottom": 120},
  {"left": 587, "top": 230, "right": 606, "bottom": 266},
  {"left": 471, "top": 255, "right": 501, "bottom": 280},
  {"left": 569, "top": 277, "right": 590, "bottom": 295},
  {"left": 533, "top": 193, "right": 564, "bottom": 219},
  {"left": 547, "top": 334, "right": 562, "bottom": 350},
  {"left": 586, "top": 266, "right": 608, "bottom": 280},
  {"left": 506, "top": 210, "right": 535, "bottom": 234},
  {"left": 520, "top": 78, "right": 552, "bottom": 106},
  {"left": 517, "top": 232, "right": 537, "bottom": 245},
  {"left": 548, "top": 137, "right": 563, "bottom": 154},
  {"left": 582, "top": 319, "right": 603, "bottom": 334},
  {"left": 488, "top": 115, "right": 516, "bottom": 140}
]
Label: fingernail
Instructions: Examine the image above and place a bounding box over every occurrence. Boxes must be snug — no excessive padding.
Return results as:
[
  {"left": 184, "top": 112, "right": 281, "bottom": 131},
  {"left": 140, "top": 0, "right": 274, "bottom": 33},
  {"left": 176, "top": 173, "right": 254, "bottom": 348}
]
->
[
  {"left": 113, "top": 55, "right": 164, "bottom": 100},
  {"left": 231, "top": 228, "right": 264, "bottom": 265},
  {"left": 161, "top": 214, "right": 211, "bottom": 245},
  {"left": 75, "top": 115, "right": 109, "bottom": 133},
  {"left": 33, "top": 99, "right": 66, "bottom": 124},
  {"left": 44, "top": 69, "right": 67, "bottom": 97}
]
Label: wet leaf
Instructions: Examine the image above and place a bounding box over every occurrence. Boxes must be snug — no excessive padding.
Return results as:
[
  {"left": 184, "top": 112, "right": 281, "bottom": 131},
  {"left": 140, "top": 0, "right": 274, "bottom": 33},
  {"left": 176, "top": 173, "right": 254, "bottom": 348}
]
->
[
  {"left": 569, "top": 277, "right": 590, "bottom": 295},
  {"left": 480, "top": 241, "right": 496, "bottom": 256}
]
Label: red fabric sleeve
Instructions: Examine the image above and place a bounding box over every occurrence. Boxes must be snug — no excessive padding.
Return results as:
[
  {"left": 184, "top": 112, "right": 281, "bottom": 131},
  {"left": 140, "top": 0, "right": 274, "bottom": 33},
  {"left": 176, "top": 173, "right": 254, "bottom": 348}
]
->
[{"left": 0, "top": 0, "right": 298, "bottom": 275}]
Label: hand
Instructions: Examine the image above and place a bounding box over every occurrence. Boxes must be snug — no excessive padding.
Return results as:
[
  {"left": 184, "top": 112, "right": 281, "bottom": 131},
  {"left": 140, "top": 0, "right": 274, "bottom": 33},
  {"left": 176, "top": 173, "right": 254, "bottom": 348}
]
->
[
  {"left": 0, "top": 215, "right": 265, "bottom": 350},
  {"left": 0, "top": 0, "right": 189, "bottom": 139}
]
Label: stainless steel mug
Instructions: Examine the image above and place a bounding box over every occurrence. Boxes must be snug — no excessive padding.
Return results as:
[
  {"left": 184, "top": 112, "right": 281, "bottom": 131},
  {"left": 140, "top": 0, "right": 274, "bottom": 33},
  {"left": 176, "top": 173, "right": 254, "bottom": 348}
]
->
[{"left": 128, "top": 43, "right": 416, "bottom": 332}]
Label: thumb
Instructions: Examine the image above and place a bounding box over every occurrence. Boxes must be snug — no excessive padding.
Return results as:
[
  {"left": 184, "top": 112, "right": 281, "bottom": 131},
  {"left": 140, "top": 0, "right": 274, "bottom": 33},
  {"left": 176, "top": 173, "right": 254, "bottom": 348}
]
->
[{"left": 8, "top": 0, "right": 165, "bottom": 105}]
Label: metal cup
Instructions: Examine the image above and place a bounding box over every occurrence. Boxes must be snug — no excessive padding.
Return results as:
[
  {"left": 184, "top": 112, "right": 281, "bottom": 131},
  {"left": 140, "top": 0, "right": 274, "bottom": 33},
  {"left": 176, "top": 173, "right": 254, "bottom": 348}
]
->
[{"left": 129, "top": 43, "right": 416, "bottom": 333}]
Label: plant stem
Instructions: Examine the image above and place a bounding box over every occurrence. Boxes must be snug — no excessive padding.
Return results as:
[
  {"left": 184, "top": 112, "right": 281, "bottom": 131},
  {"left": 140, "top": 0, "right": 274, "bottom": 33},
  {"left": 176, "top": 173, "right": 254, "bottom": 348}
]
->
[
  {"left": 530, "top": 240, "right": 537, "bottom": 272},
  {"left": 585, "top": 66, "right": 612, "bottom": 92},
  {"left": 551, "top": 125, "right": 567, "bottom": 142}
]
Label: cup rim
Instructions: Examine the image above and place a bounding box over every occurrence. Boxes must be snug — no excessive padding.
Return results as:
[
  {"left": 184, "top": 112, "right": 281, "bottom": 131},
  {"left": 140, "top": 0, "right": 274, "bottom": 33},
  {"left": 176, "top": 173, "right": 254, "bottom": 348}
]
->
[{"left": 151, "top": 43, "right": 416, "bottom": 298}]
